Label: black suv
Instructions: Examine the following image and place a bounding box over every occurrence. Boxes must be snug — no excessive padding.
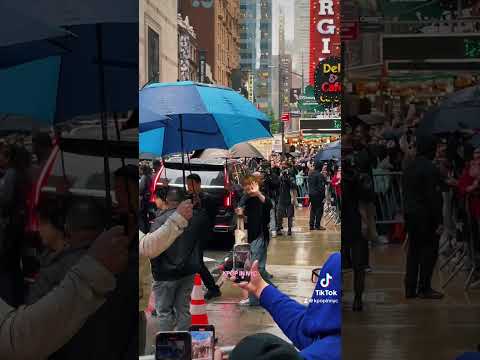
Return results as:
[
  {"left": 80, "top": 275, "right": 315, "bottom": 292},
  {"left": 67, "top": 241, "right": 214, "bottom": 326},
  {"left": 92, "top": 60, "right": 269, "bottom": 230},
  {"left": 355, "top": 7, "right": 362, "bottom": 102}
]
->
[{"left": 151, "top": 157, "right": 246, "bottom": 248}]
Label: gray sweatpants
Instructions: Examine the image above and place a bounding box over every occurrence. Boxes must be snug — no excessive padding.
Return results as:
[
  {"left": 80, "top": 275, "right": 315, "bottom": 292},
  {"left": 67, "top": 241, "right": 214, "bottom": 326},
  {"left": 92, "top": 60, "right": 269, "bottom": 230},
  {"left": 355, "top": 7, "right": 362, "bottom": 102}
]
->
[{"left": 152, "top": 274, "right": 195, "bottom": 331}]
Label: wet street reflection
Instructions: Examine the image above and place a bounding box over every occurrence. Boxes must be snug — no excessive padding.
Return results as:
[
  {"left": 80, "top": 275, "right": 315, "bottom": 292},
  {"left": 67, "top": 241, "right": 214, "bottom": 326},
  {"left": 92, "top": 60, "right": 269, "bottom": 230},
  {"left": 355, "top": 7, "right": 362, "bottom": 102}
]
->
[
  {"left": 343, "top": 244, "right": 480, "bottom": 360},
  {"left": 144, "top": 208, "right": 340, "bottom": 354}
]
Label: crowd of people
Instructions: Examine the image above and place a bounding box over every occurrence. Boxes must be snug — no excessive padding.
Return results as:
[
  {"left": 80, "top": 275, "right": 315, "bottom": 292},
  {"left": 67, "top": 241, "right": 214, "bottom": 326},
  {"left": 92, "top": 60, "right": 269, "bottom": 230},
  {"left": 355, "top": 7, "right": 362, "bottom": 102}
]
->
[
  {"left": 138, "top": 163, "right": 341, "bottom": 359},
  {"left": 0, "top": 132, "right": 139, "bottom": 359},
  {"left": 341, "top": 99, "right": 480, "bottom": 312}
]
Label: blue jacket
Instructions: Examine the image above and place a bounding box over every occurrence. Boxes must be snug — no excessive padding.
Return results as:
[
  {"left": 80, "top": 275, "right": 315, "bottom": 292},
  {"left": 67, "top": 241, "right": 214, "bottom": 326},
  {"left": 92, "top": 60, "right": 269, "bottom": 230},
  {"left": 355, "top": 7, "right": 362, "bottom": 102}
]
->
[{"left": 259, "top": 252, "right": 341, "bottom": 360}]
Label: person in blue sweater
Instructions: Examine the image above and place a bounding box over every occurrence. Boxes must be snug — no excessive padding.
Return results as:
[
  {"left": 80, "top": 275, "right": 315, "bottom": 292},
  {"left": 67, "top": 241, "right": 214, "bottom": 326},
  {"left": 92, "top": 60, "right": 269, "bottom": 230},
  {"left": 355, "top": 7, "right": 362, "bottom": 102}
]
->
[{"left": 228, "top": 252, "right": 341, "bottom": 360}]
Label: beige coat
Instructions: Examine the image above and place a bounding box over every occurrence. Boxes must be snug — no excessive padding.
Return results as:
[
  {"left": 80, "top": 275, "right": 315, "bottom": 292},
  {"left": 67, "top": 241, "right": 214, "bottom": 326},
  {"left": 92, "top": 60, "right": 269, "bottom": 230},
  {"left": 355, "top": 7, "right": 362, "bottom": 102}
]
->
[
  {"left": 0, "top": 255, "right": 115, "bottom": 360},
  {"left": 138, "top": 211, "right": 188, "bottom": 311}
]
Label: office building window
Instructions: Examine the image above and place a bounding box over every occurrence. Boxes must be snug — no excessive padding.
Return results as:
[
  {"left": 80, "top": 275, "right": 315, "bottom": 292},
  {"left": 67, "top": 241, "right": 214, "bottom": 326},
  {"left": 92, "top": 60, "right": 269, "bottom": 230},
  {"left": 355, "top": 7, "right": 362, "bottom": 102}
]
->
[{"left": 148, "top": 27, "right": 159, "bottom": 83}]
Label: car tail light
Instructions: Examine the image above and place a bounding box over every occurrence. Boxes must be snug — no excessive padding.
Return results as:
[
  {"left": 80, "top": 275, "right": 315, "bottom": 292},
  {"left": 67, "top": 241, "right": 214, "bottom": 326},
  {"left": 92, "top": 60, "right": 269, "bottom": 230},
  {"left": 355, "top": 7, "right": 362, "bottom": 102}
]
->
[
  {"left": 224, "top": 165, "right": 233, "bottom": 208},
  {"left": 150, "top": 165, "right": 164, "bottom": 203}
]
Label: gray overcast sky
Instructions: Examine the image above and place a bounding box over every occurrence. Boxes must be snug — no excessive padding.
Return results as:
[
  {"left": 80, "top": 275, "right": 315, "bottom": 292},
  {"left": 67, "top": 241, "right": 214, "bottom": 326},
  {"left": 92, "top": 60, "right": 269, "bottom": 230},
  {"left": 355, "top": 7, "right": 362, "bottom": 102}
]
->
[{"left": 272, "top": 0, "right": 295, "bottom": 55}]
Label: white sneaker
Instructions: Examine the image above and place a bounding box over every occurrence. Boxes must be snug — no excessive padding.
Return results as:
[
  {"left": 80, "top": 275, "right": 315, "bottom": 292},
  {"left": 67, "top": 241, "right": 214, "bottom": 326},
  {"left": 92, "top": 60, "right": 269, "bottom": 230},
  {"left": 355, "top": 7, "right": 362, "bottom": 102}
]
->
[
  {"left": 239, "top": 298, "right": 250, "bottom": 306},
  {"left": 271, "top": 231, "right": 277, "bottom": 238}
]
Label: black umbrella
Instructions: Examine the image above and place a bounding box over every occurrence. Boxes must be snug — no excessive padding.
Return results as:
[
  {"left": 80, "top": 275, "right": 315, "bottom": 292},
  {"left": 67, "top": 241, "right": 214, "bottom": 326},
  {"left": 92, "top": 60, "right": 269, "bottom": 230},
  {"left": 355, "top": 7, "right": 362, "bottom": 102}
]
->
[{"left": 417, "top": 86, "right": 480, "bottom": 136}]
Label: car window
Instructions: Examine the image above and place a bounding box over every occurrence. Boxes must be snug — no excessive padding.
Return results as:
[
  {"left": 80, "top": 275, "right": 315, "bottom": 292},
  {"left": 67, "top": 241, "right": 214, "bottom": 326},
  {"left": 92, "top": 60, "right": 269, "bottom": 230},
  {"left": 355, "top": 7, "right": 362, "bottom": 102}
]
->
[
  {"left": 163, "top": 167, "right": 225, "bottom": 187},
  {"left": 46, "top": 151, "right": 137, "bottom": 196}
]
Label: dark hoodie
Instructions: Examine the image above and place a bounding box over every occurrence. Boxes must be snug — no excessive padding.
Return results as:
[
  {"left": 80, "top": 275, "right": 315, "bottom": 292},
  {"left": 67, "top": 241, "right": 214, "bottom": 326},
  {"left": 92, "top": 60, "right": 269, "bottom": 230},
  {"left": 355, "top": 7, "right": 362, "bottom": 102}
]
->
[{"left": 259, "top": 252, "right": 341, "bottom": 360}]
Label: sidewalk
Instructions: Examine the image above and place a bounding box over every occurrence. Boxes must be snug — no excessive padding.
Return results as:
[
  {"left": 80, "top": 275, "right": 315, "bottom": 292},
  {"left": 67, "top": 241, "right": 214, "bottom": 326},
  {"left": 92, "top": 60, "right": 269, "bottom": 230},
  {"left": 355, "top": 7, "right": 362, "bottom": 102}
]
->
[
  {"left": 143, "top": 207, "right": 340, "bottom": 354},
  {"left": 343, "top": 242, "right": 480, "bottom": 360}
]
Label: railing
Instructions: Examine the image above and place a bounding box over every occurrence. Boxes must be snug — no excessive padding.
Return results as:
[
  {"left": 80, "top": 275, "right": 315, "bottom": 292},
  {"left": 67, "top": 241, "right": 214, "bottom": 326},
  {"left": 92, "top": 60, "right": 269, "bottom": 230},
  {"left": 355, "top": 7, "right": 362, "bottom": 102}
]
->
[
  {"left": 440, "top": 193, "right": 480, "bottom": 291},
  {"left": 372, "top": 171, "right": 404, "bottom": 224}
]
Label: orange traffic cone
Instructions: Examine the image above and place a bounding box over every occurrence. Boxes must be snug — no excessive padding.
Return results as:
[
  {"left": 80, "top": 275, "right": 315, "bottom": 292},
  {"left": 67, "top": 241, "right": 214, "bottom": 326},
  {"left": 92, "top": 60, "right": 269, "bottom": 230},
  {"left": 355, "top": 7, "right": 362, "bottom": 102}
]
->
[
  {"left": 190, "top": 274, "right": 209, "bottom": 325},
  {"left": 145, "top": 292, "right": 156, "bottom": 316}
]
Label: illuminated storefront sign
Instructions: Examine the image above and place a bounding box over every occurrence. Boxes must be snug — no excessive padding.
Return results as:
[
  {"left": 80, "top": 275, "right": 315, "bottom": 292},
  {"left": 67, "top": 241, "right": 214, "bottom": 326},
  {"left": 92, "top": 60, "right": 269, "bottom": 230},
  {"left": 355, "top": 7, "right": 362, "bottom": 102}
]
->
[
  {"left": 309, "top": 0, "right": 341, "bottom": 85},
  {"left": 314, "top": 56, "right": 342, "bottom": 106}
]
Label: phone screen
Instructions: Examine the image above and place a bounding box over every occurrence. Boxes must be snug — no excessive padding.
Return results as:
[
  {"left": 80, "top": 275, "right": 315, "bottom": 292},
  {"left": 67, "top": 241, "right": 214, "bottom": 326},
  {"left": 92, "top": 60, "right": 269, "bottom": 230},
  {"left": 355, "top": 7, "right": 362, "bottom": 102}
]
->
[
  {"left": 233, "top": 244, "right": 252, "bottom": 283},
  {"left": 156, "top": 333, "right": 190, "bottom": 360},
  {"left": 191, "top": 331, "right": 214, "bottom": 360}
]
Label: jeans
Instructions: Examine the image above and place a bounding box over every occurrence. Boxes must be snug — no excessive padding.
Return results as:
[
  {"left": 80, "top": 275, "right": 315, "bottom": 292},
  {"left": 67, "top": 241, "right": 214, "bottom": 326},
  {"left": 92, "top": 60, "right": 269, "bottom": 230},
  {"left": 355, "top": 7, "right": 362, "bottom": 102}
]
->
[
  {"left": 248, "top": 235, "right": 272, "bottom": 305},
  {"left": 152, "top": 274, "right": 195, "bottom": 331}
]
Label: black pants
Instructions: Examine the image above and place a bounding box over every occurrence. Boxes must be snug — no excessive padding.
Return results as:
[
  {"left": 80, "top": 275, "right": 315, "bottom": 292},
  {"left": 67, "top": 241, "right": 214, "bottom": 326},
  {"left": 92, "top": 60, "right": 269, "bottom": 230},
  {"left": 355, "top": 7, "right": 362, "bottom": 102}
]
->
[
  {"left": 309, "top": 196, "right": 324, "bottom": 229},
  {"left": 405, "top": 215, "right": 439, "bottom": 293},
  {"left": 199, "top": 261, "right": 218, "bottom": 291}
]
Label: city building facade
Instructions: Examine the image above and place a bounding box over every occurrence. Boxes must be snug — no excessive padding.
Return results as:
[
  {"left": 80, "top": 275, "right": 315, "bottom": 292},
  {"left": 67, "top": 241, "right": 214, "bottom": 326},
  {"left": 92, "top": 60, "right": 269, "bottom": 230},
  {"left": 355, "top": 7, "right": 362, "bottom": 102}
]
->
[
  {"left": 179, "top": 0, "right": 240, "bottom": 87},
  {"left": 177, "top": 15, "right": 199, "bottom": 81},
  {"left": 293, "top": 0, "right": 310, "bottom": 87},
  {"left": 240, "top": 0, "right": 273, "bottom": 114},
  {"left": 139, "top": 0, "right": 178, "bottom": 87}
]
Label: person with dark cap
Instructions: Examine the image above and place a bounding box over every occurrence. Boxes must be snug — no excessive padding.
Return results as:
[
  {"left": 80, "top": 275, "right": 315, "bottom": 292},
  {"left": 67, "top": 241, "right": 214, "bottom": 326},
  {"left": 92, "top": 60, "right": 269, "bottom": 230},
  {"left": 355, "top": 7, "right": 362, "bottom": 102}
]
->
[
  {"left": 308, "top": 162, "right": 327, "bottom": 231},
  {"left": 403, "top": 135, "right": 449, "bottom": 299},
  {"left": 228, "top": 252, "right": 341, "bottom": 360},
  {"left": 149, "top": 186, "right": 207, "bottom": 331},
  {"left": 186, "top": 173, "right": 222, "bottom": 300}
]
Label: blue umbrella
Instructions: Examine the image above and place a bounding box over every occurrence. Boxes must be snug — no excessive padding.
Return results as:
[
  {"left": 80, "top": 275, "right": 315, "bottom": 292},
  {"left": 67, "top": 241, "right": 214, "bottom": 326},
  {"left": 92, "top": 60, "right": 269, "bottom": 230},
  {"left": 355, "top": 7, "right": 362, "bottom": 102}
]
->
[
  {"left": 0, "top": 2, "right": 138, "bottom": 223},
  {"left": 140, "top": 82, "right": 272, "bottom": 156},
  {"left": 0, "top": 23, "right": 137, "bottom": 123},
  {"left": 0, "top": 2, "right": 70, "bottom": 47},
  {"left": 140, "top": 81, "right": 272, "bottom": 186}
]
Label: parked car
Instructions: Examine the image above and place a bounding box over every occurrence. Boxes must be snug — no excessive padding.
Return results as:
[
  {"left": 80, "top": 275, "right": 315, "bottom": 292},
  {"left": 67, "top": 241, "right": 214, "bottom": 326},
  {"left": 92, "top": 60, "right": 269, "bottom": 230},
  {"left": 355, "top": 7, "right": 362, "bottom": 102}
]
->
[{"left": 150, "top": 157, "right": 247, "bottom": 248}]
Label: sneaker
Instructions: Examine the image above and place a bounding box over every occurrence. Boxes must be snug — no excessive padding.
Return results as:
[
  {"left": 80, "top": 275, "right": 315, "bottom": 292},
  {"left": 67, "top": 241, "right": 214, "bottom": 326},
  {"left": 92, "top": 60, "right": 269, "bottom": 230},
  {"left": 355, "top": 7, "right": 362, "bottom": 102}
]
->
[
  {"left": 365, "top": 266, "right": 372, "bottom": 273},
  {"left": 418, "top": 289, "right": 444, "bottom": 300},
  {"left": 271, "top": 230, "right": 277, "bottom": 238},
  {"left": 238, "top": 298, "right": 251, "bottom": 306},
  {"left": 204, "top": 288, "right": 221, "bottom": 300}
]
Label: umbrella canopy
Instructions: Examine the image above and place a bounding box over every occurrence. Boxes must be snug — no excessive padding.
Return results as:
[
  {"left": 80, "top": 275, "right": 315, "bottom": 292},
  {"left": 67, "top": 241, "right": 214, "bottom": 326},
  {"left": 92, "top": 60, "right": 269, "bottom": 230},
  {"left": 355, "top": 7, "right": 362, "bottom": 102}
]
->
[
  {"left": 315, "top": 141, "right": 341, "bottom": 162},
  {"left": 0, "top": 2, "right": 70, "bottom": 47},
  {"left": 193, "top": 143, "right": 265, "bottom": 160},
  {"left": 358, "top": 112, "right": 386, "bottom": 126},
  {"left": 0, "top": 23, "right": 138, "bottom": 124},
  {"left": 417, "top": 86, "right": 480, "bottom": 135},
  {"left": 139, "top": 82, "right": 272, "bottom": 156}
]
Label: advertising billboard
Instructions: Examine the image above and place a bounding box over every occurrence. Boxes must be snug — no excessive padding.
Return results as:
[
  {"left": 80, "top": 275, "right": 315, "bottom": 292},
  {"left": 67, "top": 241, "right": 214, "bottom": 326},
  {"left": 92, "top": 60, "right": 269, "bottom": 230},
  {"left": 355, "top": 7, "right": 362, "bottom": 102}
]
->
[{"left": 309, "top": 0, "right": 341, "bottom": 85}]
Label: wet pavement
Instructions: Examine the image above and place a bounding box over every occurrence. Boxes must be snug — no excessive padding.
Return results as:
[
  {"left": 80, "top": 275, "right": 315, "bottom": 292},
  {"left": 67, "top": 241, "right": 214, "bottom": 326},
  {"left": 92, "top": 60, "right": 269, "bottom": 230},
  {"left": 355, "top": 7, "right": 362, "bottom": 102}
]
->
[
  {"left": 143, "top": 207, "right": 340, "bottom": 355},
  {"left": 343, "top": 242, "right": 480, "bottom": 360}
]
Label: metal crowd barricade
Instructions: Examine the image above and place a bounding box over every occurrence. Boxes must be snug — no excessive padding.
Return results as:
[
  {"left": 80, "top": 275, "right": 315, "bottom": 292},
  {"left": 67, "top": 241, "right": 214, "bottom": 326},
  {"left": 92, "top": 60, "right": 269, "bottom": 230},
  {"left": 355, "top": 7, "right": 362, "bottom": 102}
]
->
[
  {"left": 294, "top": 175, "right": 341, "bottom": 224},
  {"left": 372, "top": 170, "right": 404, "bottom": 224},
  {"left": 441, "top": 194, "right": 480, "bottom": 291},
  {"left": 295, "top": 175, "right": 309, "bottom": 203}
]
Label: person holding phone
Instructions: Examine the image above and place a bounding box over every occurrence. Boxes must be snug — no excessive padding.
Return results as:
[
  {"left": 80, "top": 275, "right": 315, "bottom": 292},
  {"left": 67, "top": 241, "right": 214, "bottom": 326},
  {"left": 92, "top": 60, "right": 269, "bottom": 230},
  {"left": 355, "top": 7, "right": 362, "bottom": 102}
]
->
[
  {"left": 235, "top": 175, "right": 273, "bottom": 306},
  {"left": 228, "top": 252, "right": 341, "bottom": 360},
  {"left": 149, "top": 187, "right": 207, "bottom": 332}
]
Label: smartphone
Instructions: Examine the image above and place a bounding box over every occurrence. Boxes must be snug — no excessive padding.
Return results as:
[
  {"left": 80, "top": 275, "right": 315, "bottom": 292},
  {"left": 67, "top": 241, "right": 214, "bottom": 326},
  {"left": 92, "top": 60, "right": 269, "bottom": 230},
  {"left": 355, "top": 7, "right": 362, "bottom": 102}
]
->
[
  {"left": 190, "top": 325, "right": 215, "bottom": 360},
  {"left": 233, "top": 243, "right": 252, "bottom": 283},
  {"left": 155, "top": 331, "right": 191, "bottom": 360}
]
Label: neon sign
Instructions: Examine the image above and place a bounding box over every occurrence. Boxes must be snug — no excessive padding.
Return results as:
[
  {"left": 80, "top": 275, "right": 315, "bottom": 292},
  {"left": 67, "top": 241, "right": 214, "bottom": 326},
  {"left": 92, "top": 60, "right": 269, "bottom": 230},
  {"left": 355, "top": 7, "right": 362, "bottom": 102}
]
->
[
  {"left": 309, "top": 0, "right": 341, "bottom": 85},
  {"left": 314, "top": 57, "right": 342, "bottom": 106}
]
